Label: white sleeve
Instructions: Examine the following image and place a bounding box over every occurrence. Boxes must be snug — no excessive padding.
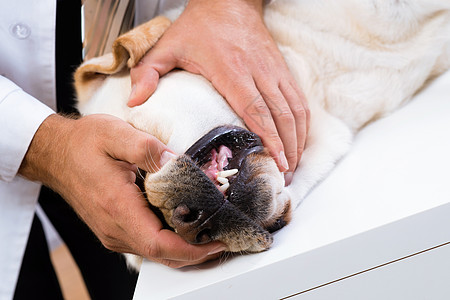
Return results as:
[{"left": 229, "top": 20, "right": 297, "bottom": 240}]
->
[{"left": 0, "top": 76, "right": 55, "bottom": 182}]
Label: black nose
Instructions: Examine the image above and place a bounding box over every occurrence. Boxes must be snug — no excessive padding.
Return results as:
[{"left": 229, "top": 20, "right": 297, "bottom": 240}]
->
[{"left": 172, "top": 204, "right": 214, "bottom": 244}]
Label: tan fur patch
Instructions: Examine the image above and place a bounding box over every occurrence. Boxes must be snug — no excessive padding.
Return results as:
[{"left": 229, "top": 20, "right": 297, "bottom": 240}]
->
[{"left": 74, "top": 16, "right": 171, "bottom": 103}]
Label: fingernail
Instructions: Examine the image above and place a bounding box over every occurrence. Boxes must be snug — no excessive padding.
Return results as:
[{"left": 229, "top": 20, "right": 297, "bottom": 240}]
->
[
  {"left": 160, "top": 151, "right": 177, "bottom": 166},
  {"left": 279, "top": 151, "right": 289, "bottom": 171},
  {"left": 284, "top": 172, "right": 294, "bottom": 186},
  {"left": 207, "top": 245, "right": 227, "bottom": 256}
]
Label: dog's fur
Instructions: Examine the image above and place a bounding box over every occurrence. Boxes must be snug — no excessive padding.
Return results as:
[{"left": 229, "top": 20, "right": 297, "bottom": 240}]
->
[{"left": 75, "top": 0, "right": 450, "bottom": 269}]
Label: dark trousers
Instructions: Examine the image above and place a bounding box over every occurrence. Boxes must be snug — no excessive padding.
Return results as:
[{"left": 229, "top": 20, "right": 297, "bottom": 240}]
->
[{"left": 13, "top": 187, "right": 139, "bottom": 300}]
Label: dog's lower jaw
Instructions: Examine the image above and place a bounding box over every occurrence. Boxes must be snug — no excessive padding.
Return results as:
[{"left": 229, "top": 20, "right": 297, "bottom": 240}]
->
[
  {"left": 143, "top": 149, "right": 290, "bottom": 251},
  {"left": 221, "top": 227, "right": 274, "bottom": 253}
]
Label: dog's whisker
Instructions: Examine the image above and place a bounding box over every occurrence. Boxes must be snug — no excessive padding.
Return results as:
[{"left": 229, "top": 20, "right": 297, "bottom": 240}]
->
[
  {"left": 218, "top": 252, "right": 230, "bottom": 266},
  {"left": 137, "top": 168, "right": 146, "bottom": 180},
  {"left": 143, "top": 140, "right": 164, "bottom": 173},
  {"left": 145, "top": 149, "right": 158, "bottom": 172},
  {"left": 145, "top": 153, "right": 160, "bottom": 173}
]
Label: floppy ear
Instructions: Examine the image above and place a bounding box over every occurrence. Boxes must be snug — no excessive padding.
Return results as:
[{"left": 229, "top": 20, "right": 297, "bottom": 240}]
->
[{"left": 74, "top": 16, "right": 171, "bottom": 104}]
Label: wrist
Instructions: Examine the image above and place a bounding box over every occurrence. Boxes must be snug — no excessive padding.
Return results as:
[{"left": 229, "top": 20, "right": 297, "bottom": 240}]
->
[{"left": 18, "top": 114, "right": 74, "bottom": 188}]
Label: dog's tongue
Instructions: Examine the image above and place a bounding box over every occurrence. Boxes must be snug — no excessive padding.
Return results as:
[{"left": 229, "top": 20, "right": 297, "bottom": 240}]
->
[{"left": 200, "top": 146, "right": 232, "bottom": 182}]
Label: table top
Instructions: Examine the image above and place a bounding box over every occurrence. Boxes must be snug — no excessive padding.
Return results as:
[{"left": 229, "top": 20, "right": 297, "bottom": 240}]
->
[{"left": 133, "top": 70, "right": 450, "bottom": 299}]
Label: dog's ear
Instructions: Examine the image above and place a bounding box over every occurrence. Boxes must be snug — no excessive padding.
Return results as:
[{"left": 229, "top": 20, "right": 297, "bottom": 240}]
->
[{"left": 74, "top": 16, "right": 171, "bottom": 104}]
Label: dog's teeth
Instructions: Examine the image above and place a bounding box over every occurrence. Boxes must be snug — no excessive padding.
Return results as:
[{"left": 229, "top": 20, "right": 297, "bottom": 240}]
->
[
  {"left": 219, "top": 182, "right": 230, "bottom": 193},
  {"left": 217, "top": 176, "right": 229, "bottom": 185},
  {"left": 217, "top": 169, "right": 238, "bottom": 178}
]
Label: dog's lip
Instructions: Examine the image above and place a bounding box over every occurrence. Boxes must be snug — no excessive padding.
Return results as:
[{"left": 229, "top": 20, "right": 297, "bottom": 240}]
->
[{"left": 184, "top": 125, "right": 264, "bottom": 171}]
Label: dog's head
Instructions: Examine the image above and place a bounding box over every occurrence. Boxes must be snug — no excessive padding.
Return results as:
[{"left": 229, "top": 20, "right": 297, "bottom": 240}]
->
[
  {"left": 145, "top": 126, "right": 291, "bottom": 252},
  {"left": 74, "top": 17, "right": 291, "bottom": 253}
]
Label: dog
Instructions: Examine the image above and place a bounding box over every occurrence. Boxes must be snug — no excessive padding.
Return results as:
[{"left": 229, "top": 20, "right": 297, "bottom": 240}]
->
[{"left": 74, "top": 0, "right": 450, "bottom": 270}]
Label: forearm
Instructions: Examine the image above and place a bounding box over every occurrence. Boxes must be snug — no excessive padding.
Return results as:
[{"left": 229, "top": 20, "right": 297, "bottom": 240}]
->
[{"left": 18, "top": 114, "right": 72, "bottom": 190}]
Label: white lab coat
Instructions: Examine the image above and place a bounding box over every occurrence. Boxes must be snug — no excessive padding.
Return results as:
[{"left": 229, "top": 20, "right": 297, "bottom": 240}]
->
[
  {"left": 0, "top": 1, "right": 57, "bottom": 298},
  {"left": 0, "top": 0, "right": 185, "bottom": 298}
]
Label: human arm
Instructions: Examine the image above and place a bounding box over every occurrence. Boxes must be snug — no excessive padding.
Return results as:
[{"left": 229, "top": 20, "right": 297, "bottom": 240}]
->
[
  {"left": 14, "top": 109, "right": 224, "bottom": 268},
  {"left": 0, "top": 75, "right": 223, "bottom": 267},
  {"left": 128, "top": 0, "right": 310, "bottom": 183}
]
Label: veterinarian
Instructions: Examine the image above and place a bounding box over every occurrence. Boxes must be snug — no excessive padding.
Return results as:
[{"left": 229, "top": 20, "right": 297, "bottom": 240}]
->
[{"left": 0, "top": 0, "right": 309, "bottom": 299}]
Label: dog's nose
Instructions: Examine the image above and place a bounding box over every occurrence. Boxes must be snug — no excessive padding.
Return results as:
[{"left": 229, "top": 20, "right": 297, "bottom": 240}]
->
[{"left": 172, "top": 204, "right": 214, "bottom": 244}]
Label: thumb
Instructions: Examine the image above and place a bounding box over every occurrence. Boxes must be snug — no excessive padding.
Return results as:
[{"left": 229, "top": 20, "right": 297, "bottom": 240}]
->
[
  {"left": 131, "top": 133, "right": 178, "bottom": 173},
  {"left": 128, "top": 47, "right": 177, "bottom": 107},
  {"left": 106, "top": 121, "right": 178, "bottom": 173}
]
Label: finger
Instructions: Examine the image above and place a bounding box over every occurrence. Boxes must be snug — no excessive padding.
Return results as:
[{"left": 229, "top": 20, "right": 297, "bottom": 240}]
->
[
  {"left": 142, "top": 229, "right": 226, "bottom": 262},
  {"left": 256, "top": 86, "right": 297, "bottom": 174},
  {"left": 155, "top": 252, "right": 223, "bottom": 269},
  {"left": 94, "top": 182, "right": 154, "bottom": 253},
  {"left": 104, "top": 121, "right": 177, "bottom": 172},
  {"left": 289, "top": 80, "right": 310, "bottom": 136},
  {"left": 125, "top": 184, "right": 227, "bottom": 263},
  {"left": 278, "top": 81, "right": 308, "bottom": 169},
  {"left": 128, "top": 66, "right": 159, "bottom": 107},
  {"left": 128, "top": 45, "right": 177, "bottom": 107},
  {"left": 214, "top": 74, "right": 288, "bottom": 172},
  {"left": 241, "top": 94, "right": 288, "bottom": 171},
  {"left": 127, "top": 195, "right": 226, "bottom": 265}
]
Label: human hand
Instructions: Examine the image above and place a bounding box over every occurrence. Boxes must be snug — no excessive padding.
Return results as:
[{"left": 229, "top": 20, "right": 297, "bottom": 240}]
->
[
  {"left": 19, "top": 114, "right": 225, "bottom": 268},
  {"left": 128, "top": 0, "right": 310, "bottom": 184}
]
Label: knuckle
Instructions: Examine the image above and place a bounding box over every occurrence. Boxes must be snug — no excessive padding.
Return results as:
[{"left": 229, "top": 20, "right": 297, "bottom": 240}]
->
[
  {"left": 99, "top": 235, "right": 116, "bottom": 251},
  {"left": 228, "top": 52, "right": 246, "bottom": 71},
  {"left": 135, "top": 135, "right": 151, "bottom": 153},
  {"left": 187, "top": 250, "right": 202, "bottom": 262},
  {"left": 285, "top": 149, "right": 298, "bottom": 161},
  {"left": 291, "top": 104, "right": 307, "bottom": 120},
  {"left": 164, "top": 260, "right": 183, "bottom": 269},
  {"left": 101, "top": 242, "right": 114, "bottom": 251},
  {"left": 130, "top": 133, "right": 156, "bottom": 161},
  {"left": 100, "top": 193, "right": 117, "bottom": 214},
  {"left": 277, "top": 108, "right": 295, "bottom": 124},
  {"left": 251, "top": 99, "right": 271, "bottom": 116},
  {"left": 265, "top": 131, "right": 283, "bottom": 145},
  {"left": 242, "top": 98, "right": 271, "bottom": 124},
  {"left": 143, "top": 241, "right": 162, "bottom": 260}
]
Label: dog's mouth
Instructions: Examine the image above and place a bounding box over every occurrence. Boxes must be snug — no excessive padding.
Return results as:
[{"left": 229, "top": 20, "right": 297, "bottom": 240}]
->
[
  {"left": 184, "top": 126, "right": 264, "bottom": 195},
  {"left": 145, "top": 125, "right": 287, "bottom": 250}
]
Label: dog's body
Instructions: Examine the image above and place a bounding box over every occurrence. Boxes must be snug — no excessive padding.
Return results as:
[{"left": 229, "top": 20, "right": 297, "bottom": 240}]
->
[{"left": 75, "top": 0, "right": 450, "bottom": 269}]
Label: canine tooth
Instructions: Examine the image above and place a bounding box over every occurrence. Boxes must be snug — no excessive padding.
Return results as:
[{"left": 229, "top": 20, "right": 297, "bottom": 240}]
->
[
  {"left": 217, "top": 169, "right": 238, "bottom": 178},
  {"left": 219, "top": 182, "right": 230, "bottom": 193},
  {"left": 217, "top": 176, "right": 229, "bottom": 185}
]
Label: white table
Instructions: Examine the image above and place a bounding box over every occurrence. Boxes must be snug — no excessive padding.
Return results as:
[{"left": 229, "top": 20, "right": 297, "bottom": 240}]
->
[{"left": 133, "top": 71, "right": 450, "bottom": 300}]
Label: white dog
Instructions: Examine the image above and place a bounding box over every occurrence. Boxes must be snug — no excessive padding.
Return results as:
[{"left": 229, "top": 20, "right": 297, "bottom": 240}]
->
[{"left": 75, "top": 0, "right": 450, "bottom": 269}]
